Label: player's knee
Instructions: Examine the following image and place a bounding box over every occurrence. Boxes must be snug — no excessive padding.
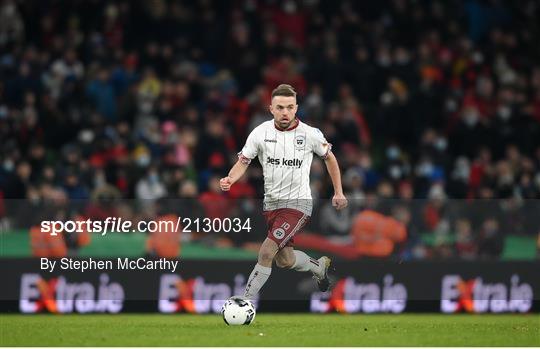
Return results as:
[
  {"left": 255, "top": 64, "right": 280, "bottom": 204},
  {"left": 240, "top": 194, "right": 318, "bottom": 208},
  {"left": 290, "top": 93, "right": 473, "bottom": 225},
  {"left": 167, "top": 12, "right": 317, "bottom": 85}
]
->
[
  {"left": 258, "top": 249, "right": 275, "bottom": 265},
  {"left": 275, "top": 257, "right": 294, "bottom": 269}
]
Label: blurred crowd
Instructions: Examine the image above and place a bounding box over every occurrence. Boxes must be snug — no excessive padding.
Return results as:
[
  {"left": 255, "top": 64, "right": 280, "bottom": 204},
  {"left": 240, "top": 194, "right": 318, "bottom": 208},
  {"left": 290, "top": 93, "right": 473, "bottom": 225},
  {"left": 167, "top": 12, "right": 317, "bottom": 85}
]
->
[{"left": 1, "top": 0, "right": 539, "bottom": 260}]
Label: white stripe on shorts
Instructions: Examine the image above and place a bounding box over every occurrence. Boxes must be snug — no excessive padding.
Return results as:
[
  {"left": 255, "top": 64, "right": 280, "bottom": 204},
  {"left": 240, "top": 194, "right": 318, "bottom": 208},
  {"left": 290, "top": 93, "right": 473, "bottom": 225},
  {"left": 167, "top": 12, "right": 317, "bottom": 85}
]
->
[{"left": 279, "top": 213, "right": 308, "bottom": 249}]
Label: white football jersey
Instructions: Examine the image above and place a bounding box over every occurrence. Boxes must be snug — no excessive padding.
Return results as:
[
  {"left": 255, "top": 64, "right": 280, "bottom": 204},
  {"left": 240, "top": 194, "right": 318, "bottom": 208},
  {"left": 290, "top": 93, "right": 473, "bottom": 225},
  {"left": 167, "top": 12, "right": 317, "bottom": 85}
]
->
[{"left": 239, "top": 119, "right": 331, "bottom": 215}]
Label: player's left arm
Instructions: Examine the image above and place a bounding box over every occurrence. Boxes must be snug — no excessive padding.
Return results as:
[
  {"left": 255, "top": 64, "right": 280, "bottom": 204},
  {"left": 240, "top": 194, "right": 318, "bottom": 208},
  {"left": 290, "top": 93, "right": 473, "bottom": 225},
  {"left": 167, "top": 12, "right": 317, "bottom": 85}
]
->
[{"left": 324, "top": 151, "right": 348, "bottom": 210}]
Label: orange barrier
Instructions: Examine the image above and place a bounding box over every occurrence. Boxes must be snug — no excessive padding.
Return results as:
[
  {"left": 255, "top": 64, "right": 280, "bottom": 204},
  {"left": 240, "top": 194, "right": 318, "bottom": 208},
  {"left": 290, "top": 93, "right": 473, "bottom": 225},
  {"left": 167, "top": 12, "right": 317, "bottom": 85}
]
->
[
  {"left": 351, "top": 210, "right": 406, "bottom": 257},
  {"left": 30, "top": 226, "right": 67, "bottom": 257},
  {"left": 146, "top": 214, "right": 181, "bottom": 258}
]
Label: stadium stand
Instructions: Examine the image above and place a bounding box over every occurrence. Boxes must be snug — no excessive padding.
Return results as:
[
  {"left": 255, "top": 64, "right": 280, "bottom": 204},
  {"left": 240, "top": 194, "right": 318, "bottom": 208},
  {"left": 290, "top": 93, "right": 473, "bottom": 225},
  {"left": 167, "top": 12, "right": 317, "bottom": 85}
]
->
[{"left": 1, "top": 0, "right": 539, "bottom": 260}]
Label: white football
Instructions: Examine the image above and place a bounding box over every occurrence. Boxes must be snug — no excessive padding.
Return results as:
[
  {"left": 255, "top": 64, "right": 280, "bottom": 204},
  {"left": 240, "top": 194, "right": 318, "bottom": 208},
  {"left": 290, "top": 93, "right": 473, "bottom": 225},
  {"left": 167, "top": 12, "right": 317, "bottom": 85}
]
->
[{"left": 221, "top": 297, "right": 256, "bottom": 325}]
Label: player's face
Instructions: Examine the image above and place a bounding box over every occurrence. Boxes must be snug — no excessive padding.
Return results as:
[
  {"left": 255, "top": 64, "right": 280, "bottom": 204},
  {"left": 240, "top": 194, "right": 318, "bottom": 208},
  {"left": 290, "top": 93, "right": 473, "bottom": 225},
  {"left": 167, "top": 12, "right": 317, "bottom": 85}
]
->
[{"left": 270, "top": 96, "right": 298, "bottom": 129}]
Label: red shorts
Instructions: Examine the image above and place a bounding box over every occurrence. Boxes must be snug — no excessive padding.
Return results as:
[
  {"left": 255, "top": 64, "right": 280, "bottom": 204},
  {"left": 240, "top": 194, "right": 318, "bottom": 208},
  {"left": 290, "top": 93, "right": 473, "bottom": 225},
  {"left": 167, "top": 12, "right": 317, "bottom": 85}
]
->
[{"left": 263, "top": 208, "right": 310, "bottom": 249}]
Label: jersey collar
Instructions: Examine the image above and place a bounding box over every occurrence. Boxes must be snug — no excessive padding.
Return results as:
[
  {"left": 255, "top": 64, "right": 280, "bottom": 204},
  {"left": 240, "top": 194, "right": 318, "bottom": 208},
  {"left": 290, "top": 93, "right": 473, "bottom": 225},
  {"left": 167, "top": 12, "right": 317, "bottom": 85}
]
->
[{"left": 274, "top": 118, "right": 300, "bottom": 132}]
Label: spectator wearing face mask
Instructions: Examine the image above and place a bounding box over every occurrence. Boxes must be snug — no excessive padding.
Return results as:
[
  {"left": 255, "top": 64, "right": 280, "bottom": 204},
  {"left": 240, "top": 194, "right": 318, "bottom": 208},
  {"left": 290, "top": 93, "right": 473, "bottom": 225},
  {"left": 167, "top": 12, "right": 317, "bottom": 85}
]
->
[{"left": 136, "top": 166, "right": 167, "bottom": 203}]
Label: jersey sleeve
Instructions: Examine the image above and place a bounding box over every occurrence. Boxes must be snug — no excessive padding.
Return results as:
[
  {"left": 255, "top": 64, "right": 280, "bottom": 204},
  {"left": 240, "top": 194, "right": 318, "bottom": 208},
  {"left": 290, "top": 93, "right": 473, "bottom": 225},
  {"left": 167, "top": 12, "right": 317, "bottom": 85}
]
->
[
  {"left": 311, "top": 127, "right": 332, "bottom": 159},
  {"left": 238, "top": 129, "right": 260, "bottom": 164}
]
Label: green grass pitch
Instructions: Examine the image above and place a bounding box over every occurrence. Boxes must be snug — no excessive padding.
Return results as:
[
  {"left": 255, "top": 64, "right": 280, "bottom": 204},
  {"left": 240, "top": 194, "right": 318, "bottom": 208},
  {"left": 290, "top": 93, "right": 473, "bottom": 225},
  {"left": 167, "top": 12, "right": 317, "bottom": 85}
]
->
[{"left": 1, "top": 314, "right": 539, "bottom": 346}]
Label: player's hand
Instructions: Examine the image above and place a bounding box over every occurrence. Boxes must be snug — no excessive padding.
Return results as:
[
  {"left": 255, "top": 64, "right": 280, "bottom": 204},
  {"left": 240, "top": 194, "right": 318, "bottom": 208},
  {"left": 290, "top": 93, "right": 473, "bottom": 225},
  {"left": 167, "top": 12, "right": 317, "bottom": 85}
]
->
[
  {"left": 332, "top": 193, "right": 348, "bottom": 210},
  {"left": 220, "top": 176, "right": 233, "bottom": 191}
]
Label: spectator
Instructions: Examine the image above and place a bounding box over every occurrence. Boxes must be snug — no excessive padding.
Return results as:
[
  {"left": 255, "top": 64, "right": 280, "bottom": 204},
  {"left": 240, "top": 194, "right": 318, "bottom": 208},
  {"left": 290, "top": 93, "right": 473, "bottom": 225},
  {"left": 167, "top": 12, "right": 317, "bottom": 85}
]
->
[
  {"left": 454, "top": 219, "right": 475, "bottom": 259},
  {"left": 478, "top": 218, "right": 504, "bottom": 259},
  {"left": 135, "top": 166, "right": 167, "bottom": 203},
  {"left": 1, "top": 0, "right": 539, "bottom": 261}
]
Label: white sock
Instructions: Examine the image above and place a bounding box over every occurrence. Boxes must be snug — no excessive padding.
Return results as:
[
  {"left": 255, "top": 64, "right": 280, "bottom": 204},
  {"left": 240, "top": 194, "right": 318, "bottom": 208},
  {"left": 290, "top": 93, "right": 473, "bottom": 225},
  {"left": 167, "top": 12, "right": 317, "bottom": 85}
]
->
[
  {"left": 243, "top": 263, "right": 272, "bottom": 300},
  {"left": 292, "top": 250, "right": 321, "bottom": 274}
]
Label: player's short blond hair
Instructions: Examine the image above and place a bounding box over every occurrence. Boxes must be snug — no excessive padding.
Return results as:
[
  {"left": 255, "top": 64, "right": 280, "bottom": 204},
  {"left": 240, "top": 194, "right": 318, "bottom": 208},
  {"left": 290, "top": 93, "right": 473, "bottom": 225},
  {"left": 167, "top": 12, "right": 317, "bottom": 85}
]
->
[{"left": 271, "top": 84, "right": 297, "bottom": 99}]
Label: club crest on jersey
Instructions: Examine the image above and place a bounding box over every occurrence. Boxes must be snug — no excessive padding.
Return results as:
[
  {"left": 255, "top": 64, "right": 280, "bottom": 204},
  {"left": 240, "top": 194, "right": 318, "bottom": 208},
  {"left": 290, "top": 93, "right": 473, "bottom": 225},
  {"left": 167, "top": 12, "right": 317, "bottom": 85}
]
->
[
  {"left": 273, "top": 228, "right": 285, "bottom": 239},
  {"left": 294, "top": 135, "right": 306, "bottom": 149}
]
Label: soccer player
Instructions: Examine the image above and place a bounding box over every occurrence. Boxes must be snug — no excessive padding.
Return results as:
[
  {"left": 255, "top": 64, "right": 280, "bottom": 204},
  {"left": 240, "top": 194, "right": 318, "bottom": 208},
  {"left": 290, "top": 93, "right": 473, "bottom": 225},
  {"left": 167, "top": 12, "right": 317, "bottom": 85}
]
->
[{"left": 220, "top": 84, "right": 348, "bottom": 300}]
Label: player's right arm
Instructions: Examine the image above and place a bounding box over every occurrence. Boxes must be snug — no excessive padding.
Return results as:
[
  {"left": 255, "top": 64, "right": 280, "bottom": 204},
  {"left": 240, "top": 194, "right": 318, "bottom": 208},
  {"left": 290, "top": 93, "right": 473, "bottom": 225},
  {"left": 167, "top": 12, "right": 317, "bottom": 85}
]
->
[
  {"left": 220, "top": 160, "right": 249, "bottom": 191},
  {"left": 220, "top": 127, "right": 260, "bottom": 191}
]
